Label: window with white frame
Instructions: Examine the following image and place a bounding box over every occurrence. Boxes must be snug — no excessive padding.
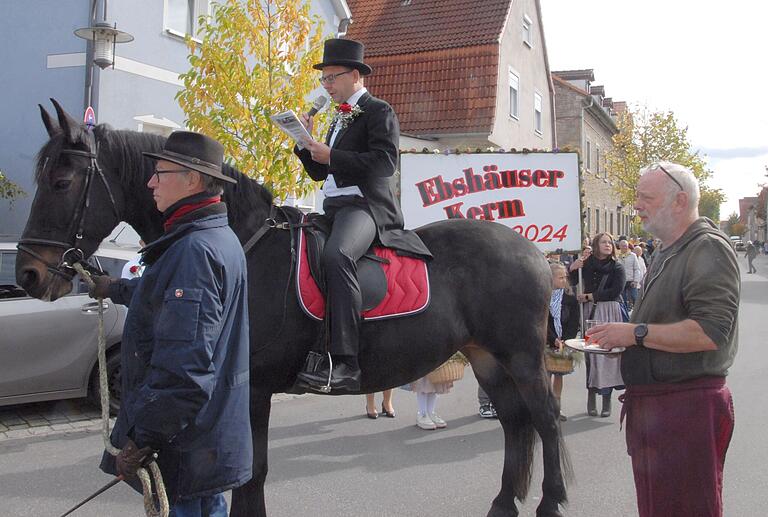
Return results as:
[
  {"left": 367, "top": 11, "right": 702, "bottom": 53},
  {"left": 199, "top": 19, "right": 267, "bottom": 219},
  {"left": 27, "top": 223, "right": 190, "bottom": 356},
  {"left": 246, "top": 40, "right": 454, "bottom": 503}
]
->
[
  {"left": 509, "top": 69, "right": 519, "bottom": 119},
  {"left": 522, "top": 15, "right": 533, "bottom": 47},
  {"left": 534, "top": 92, "right": 542, "bottom": 135},
  {"left": 585, "top": 140, "right": 592, "bottom": 171},
  {"left": 165, "top": 0, "right": 210, "bottom": 38}
]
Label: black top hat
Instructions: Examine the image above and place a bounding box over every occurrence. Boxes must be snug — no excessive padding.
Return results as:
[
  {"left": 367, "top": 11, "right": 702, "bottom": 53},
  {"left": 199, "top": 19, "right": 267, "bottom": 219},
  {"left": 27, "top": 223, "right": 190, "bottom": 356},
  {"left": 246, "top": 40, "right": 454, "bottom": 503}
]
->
[
  {"left": 314, "top": 38, "right": 372, "bottom": 76},
  {"left": 143, "top": 131, "right": 236, "bottom": 185}
]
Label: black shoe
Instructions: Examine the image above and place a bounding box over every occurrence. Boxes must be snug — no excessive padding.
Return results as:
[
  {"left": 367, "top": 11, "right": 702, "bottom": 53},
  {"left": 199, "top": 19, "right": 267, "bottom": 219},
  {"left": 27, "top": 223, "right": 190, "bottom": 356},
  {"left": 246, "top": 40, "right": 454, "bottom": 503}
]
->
[
  {"left": 296, "top": 362, "right": 361, "bottom": 393},
  {"left": 381, "top": 403, "right": 396, "bottom": 418}
]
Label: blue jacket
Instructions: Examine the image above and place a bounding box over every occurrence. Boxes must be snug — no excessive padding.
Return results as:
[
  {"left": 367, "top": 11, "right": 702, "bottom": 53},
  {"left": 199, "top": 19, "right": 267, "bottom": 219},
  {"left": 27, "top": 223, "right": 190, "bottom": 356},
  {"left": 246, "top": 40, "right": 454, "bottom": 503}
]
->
[{"left": 100, "top": 208, "right": 252, "bottom": 501}]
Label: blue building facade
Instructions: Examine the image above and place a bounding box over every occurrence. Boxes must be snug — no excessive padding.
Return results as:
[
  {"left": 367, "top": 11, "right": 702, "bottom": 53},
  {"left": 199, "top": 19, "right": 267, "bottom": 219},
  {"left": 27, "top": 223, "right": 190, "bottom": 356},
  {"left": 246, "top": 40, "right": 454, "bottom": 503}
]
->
[{"left": 0, "top": 0, "right": 350, "bottom": 239}]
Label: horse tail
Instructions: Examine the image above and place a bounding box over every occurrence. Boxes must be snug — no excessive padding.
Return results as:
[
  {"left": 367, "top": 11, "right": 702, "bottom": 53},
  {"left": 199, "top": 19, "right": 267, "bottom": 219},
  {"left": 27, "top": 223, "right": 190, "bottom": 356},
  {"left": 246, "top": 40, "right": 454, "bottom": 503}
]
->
[{"left": 506, "top": 382, "right": 537, "bottom": 499}]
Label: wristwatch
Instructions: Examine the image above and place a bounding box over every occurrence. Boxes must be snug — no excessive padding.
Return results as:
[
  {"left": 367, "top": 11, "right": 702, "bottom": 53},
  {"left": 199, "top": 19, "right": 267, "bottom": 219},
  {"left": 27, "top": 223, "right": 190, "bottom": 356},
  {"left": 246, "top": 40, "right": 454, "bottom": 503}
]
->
[{"left": 634, "top": 323, "right": 648, "bottom": 347}]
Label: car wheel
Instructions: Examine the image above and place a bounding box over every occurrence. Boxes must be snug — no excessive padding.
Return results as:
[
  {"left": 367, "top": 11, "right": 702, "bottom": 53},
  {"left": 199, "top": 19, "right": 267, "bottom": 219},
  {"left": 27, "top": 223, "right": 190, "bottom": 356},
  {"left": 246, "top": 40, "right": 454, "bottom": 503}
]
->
[{"left": 88, "top": 349, "right": 121, "bottom": 415}]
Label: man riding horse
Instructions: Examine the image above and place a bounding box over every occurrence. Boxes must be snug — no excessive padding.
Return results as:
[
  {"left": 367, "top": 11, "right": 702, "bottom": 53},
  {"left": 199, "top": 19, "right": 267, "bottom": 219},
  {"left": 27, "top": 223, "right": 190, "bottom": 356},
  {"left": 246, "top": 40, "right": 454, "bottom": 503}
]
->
[{"left": 294, "top": 38, "right": 432, "bottom": 393}]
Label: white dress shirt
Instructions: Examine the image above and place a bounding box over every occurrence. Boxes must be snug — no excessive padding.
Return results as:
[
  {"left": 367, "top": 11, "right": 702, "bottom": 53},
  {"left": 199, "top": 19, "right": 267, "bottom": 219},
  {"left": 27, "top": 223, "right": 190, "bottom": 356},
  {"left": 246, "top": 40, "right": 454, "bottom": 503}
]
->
[{"left": 322, "top": 87, "right": 367, "bottom": 198}]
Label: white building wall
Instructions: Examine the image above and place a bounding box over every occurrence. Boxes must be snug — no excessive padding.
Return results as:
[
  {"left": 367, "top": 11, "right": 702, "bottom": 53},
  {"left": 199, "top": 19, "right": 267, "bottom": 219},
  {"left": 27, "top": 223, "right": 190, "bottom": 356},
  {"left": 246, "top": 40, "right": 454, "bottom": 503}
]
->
[{"left": 488, "top": 0, "right": 553, "bottom": 149}]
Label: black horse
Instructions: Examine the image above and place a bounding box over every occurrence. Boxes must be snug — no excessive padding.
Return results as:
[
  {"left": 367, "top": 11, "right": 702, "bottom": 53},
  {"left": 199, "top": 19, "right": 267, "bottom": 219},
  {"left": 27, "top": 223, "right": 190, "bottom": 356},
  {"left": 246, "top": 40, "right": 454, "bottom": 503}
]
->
[{"left": 16, "top": 100, "right": 568, "bottom": 517}]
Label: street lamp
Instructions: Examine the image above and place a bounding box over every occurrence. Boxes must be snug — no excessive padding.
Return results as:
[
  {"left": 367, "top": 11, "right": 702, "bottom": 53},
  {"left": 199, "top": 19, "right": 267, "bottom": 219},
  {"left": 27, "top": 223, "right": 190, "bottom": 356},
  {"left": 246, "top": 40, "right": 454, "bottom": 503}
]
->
[
  {"left": 73, "top": 1, "right": 134, "bottom": 117},
  {"left": 74, "top": 20, "right": 134, "bottom": 70}
]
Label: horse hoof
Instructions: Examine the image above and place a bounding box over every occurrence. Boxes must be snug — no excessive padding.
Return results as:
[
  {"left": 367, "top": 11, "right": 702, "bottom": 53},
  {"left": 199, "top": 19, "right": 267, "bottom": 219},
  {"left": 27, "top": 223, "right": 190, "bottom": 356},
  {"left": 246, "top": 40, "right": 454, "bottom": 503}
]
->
[
  {"left": 535, "top": 501, "right": 564, "bottom": 517},
  {"left": 486, "top": 502, "right": 519, "bottom": 517}
]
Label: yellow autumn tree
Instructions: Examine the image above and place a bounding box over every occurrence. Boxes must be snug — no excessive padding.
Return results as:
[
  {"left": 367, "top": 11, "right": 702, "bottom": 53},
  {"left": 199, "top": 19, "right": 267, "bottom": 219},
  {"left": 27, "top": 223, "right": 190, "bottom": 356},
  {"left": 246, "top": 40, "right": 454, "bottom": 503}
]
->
[
  {"left": 606, "top": 107, "right": 725, "bottom": 221},
  {"left": 176, "top": 0, "right": 327, "bottom": 199}
]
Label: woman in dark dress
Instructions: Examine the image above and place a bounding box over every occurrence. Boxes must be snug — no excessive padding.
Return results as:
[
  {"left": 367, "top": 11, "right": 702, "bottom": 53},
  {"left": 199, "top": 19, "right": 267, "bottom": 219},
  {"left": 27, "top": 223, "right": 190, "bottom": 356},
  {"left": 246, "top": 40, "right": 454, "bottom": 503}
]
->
[{"left": 569, "top": 232, "right": 626, "bottom": 417}]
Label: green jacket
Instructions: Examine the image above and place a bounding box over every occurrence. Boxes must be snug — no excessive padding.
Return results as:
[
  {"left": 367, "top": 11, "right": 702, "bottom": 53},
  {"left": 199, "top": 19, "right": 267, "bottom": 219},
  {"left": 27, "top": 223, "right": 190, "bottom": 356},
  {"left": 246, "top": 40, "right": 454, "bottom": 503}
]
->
[{"left": 623, "top": 218, "right": 740, "bottom": 385}]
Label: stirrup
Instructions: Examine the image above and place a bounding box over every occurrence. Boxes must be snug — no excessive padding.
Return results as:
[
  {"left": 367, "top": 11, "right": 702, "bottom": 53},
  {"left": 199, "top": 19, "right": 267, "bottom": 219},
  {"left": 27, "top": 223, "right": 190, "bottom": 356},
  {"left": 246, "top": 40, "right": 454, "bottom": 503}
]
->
[{"left": 301, "top": 351, "right": 333, "bottom": 393}]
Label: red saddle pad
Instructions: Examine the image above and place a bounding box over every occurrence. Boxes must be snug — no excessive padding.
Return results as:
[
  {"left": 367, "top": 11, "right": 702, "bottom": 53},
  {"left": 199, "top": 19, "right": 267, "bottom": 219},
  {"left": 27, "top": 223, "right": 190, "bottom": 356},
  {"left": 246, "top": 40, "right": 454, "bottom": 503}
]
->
[{"left": 296, "top": 226, "right": 430, "bottom": 321}]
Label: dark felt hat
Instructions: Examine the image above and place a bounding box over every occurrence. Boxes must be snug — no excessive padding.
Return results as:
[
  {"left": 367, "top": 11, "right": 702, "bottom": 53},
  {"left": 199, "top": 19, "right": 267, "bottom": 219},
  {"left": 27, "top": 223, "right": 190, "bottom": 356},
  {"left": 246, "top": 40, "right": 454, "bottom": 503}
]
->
[
  {"left": 313, "top": 38, "right": 372, "bottom": 76},
  {"left": 143, "top": 131, "right": 236, "bottom": 185}
]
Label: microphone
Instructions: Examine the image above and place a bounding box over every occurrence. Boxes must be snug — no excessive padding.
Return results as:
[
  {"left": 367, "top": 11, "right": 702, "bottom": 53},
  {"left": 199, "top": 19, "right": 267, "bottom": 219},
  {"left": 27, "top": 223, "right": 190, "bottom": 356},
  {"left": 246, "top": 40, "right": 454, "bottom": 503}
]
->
[{"left": 306, "top": 95, "right": 328, "bottom": 117}]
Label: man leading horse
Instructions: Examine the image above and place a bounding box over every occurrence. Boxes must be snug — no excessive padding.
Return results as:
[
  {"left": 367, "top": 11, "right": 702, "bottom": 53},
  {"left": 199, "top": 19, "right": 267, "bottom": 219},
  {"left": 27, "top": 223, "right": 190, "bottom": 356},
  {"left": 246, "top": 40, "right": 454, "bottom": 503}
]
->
[
  {"left": 294, "top": 38, "right": 432, "bottom": 393},
  {"left": 88, "top": 132, "right": 253, "bottom": 514}
]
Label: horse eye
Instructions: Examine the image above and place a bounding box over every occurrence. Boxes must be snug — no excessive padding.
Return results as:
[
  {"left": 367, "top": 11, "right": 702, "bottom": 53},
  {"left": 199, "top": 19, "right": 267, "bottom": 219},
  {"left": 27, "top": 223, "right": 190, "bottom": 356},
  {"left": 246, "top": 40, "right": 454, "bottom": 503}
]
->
[{"left": 54, "top": 179, "right": 72, "bottom": 191}]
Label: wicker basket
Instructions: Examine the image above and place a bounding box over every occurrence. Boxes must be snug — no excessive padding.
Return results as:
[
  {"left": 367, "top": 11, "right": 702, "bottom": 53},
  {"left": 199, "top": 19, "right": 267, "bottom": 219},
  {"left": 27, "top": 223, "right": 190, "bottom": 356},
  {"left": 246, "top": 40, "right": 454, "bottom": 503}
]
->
[
  {"left": 544, "top": 351, "right": 575, "bottom": 374},
  {"left": 426, "top": 360, "right": 466, "bottom": 384}
]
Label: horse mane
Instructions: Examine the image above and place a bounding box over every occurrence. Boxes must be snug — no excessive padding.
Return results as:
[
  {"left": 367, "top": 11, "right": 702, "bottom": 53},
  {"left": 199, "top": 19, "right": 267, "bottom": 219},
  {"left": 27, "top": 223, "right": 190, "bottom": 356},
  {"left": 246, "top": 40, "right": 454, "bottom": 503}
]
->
[
  {"left": 35, "top": 123, "right": 275, "bottom": 224},
  {"left": 221, "top": 162, "right": 275, "bottom": 225}
]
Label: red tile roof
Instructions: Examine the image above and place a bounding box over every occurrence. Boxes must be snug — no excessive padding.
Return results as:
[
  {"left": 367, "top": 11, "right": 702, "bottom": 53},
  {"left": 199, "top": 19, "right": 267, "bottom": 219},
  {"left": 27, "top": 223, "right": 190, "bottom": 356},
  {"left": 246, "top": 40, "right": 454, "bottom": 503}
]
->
[
  {"left": 347, "top": 0, "right": 513, "bottom": 56},
  {"left": 347, "top": 0, "right": 512, "bottom": 136},
  {"left": 363, "top": 45, "right": 500, "bottom": 135}
]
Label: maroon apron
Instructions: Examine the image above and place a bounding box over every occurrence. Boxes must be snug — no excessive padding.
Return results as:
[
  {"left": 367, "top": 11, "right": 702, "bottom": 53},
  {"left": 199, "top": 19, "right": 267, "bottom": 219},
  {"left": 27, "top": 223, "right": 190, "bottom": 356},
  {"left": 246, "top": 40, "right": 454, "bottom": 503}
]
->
[{"left": 620, "top": 377, "right": 734, "bottom": 517}]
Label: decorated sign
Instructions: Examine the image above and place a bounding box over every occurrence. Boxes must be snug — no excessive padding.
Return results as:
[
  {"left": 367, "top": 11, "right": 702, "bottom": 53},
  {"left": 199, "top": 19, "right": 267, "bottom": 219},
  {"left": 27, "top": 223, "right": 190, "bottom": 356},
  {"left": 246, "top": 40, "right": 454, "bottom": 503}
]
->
[{"left": 400, "top": 152, "right": 581, "bottom": 252}]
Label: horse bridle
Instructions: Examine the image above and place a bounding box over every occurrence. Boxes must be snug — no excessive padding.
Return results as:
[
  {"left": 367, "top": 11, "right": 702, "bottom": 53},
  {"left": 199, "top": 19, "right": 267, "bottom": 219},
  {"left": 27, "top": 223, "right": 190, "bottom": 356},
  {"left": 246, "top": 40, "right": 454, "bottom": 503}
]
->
[{"left": 18, "top": 131, "right": 121, "bottom": 280}]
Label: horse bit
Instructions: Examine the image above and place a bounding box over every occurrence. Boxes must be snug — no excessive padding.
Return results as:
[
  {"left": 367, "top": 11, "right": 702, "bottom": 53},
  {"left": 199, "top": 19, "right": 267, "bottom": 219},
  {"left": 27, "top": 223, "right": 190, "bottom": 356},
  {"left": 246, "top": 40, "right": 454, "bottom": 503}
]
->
[{"left": 18, "top": 131, "right": 121, "bottom": 280}]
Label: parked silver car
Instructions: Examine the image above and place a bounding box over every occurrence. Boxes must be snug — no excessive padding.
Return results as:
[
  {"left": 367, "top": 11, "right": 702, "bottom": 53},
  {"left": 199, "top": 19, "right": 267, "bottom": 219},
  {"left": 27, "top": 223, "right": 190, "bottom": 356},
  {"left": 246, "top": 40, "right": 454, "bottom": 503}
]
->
[{"left": 0, "top": 242, "right": 139, "bottom": 411}]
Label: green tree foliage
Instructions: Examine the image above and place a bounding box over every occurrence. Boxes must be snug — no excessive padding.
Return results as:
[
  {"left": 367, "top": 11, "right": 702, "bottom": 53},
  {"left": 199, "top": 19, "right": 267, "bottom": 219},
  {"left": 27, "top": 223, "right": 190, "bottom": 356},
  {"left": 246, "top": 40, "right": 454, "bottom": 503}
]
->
[
  {"left": 0, "top": 170, "right": 25, "bottom": 203},
  {"left": 606, "top": 107, "right": 725, "bottom": 221},
  {"left": 176, "top": 0, "right": 326, "bottom": 199}
]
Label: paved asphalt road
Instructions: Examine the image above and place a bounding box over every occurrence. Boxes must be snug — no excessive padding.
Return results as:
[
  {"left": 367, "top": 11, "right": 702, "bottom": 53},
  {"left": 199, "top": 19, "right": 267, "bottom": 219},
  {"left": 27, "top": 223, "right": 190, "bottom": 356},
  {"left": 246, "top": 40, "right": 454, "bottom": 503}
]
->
[{"left": 1, "top": 255, "right": 766, "bottom": 516}]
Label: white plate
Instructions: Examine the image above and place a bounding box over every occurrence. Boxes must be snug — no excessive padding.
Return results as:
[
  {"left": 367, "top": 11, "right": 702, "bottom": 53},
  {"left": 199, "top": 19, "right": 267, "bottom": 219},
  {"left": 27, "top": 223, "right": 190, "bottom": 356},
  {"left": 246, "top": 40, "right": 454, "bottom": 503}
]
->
[{"left": 564, "top": 338, "right": 625, "bottom": 354}]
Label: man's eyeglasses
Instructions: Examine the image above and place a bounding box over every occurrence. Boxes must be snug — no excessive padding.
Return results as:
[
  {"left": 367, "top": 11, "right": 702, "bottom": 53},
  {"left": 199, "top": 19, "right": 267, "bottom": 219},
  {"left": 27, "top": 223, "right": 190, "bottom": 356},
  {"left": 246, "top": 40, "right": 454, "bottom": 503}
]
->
[
  {"left": 647, "top": 162, "right": 684, "bottom": 191},
  {"left": 152, "top": 168, "right": 188, "bottom": 182},
  {"left": 319, "top": 70, "right": 353, "bottom": 85}
]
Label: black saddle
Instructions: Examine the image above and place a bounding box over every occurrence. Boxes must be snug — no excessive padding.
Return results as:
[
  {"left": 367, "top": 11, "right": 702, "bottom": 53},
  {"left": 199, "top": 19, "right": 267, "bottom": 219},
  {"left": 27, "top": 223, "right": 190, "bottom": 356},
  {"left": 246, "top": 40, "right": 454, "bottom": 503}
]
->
[{"left": 298, "top": 212, "right": 388, "bottom": 312}]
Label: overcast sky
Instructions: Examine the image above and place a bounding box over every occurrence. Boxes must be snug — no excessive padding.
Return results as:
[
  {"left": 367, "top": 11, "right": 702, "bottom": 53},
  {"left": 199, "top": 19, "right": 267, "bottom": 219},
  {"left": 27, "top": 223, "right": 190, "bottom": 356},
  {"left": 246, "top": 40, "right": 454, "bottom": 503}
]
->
[{"left": 541, "top": 0, "right": 768, "bottom": 218}]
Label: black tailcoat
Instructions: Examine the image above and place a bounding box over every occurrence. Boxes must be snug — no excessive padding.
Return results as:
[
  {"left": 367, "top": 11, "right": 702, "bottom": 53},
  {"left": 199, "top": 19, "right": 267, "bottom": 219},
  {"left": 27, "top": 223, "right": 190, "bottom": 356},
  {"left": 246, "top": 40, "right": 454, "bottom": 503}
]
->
[{"left": 295, "top": 92, "right": 432, "bottom": 259}]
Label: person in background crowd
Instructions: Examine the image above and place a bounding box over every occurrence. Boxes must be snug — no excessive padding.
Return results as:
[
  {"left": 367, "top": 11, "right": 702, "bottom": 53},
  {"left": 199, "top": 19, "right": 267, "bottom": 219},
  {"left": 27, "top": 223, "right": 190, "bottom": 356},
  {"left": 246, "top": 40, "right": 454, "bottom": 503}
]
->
[
  {"left": 587, "top": 161, "right": 738, "bottom": 517},
  {"left": 633, "top": 245, "right": 647, "bottom": 278},
  {"left": 546, "top": 262, "right": 580, "bottom": 421},
  {"left": 406, "top": 375, "right": 453, "bottom": 430},
  {"left": 569, "top": 232, "right": 625, "bottom": 417},
  {"left": 364, "top": 389, "right": 395, "bottom": 419},
  {"left": 745, "top": 240, "right": 758, "bottom": 274},
  {"left": 637, "top": 242, "right": 649, "bottom": 267},
  {"left": 645, "top": 238, "right": 656, "bottom": 256},
  {"left": 617, "top": 239, "right": 642, "bottom": 310}
]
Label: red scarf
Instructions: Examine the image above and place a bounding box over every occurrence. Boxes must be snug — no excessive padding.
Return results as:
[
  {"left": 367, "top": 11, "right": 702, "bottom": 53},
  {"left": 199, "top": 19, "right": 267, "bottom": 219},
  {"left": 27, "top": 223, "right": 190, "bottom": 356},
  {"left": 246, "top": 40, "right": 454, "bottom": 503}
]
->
[{"left": 163, "top": 196, "right": 221, "bottom": 232}]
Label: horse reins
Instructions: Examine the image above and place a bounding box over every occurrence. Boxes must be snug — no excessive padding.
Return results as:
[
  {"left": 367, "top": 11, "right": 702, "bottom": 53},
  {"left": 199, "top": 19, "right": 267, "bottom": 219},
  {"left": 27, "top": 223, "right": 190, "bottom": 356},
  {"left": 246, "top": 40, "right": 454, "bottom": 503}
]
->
[{"left": 18, "top": 131, "right": 121, "bottom": 279}]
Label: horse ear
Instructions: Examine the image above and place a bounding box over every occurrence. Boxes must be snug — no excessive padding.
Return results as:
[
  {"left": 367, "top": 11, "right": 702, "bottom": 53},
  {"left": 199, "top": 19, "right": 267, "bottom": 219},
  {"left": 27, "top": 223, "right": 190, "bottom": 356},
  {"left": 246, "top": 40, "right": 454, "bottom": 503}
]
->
[
  {"left": 50, "top": 98, "right": 80, "bottom": 142},
  {"left": 39, "top": 104, "right": 58, "bottom": 137}
]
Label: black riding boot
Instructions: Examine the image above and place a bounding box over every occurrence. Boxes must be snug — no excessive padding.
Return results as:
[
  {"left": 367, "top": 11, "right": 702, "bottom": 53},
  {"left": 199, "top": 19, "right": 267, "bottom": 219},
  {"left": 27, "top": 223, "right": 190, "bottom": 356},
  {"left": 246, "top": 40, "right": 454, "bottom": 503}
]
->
[
  {"left": 587, "top": 389, "right": 597, "bottom": 416},
  {"left": 601, "top": 393, "right": 612, "bottom": 417}
]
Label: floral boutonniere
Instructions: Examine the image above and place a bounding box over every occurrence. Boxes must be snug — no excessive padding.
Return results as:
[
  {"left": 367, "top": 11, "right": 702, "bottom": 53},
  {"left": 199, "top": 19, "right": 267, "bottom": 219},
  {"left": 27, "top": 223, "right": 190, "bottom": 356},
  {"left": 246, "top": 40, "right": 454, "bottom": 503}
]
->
[{"left": 333, "top": 102, "right": 363, "bottom": 130}]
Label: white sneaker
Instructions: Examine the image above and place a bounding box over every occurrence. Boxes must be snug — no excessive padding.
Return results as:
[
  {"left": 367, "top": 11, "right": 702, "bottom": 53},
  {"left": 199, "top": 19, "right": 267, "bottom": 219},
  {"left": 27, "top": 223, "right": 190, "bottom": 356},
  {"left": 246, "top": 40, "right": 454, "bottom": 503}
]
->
[
  {"left": 430, "top": 413, "right": 447, "bottom": 428},
  {"left": 416, "top": 413, "right": 436, "bottom": 430}
]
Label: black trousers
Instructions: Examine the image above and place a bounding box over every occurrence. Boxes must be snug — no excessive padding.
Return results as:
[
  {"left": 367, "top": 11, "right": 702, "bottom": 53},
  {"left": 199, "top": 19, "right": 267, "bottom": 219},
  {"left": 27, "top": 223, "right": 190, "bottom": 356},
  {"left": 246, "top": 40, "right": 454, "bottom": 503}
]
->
[{"left": 322, "top": 196, "right": 376, "bottom": 362}]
